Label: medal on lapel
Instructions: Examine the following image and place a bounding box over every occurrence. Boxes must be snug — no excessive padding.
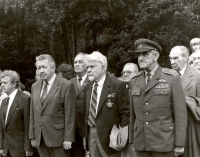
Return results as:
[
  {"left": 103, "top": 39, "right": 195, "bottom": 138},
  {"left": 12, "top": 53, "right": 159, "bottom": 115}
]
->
[{"left": 106, "top": 93, "right": 115, "bottom": 108}]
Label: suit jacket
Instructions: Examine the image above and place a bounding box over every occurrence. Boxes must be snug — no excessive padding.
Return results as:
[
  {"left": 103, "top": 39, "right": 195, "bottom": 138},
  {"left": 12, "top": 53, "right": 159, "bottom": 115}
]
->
[
  {"left": 181, "top": 64, "right": 200, "bottom": 157},
  {"left": 29, "top": 75, "right": 77, "bottom": 147},
  {"left": 0, "top": 90, "right": 33, "bottom": 156},
  {"left": 129, "top": 66, "right": 187, "bottom": 152},
  {"left": 70, "top": 76, "right": 90, "bottom": 137},
  {"left": 84, "top": 75, "right": 130, "bottom": 155}
]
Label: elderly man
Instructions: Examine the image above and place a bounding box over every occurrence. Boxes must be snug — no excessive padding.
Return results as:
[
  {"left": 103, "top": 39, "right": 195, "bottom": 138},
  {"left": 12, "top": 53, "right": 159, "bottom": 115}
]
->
[
  {"left": 169, "top": 46, "right": 200, "bottom": 157},
  {"left": 122, "top": 63, "right": 139, "bottom": 82},
  {"left": 0, "top": 70, "right": 33, "bottom": 157},
  {"left": 193, "top": 50, "right": 200, "bottom": 70},
  {"left": 70, "top": 53, "right": 90, "bottom": 157},
  {"left": 29, "top": 54, "right": 76, "bottom": 157},
  {"left": 129, "top": 38, "right": 187, "bottom": 157},
  {"left": 83, "top": 51, "right": 129, "bottom": 157}
]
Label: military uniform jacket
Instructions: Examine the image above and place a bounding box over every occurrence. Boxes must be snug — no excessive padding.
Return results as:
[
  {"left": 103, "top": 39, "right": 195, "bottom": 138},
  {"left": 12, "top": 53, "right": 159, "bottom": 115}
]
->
[{"left": 129, "top": 65, "right": 187, "bottom": 152}]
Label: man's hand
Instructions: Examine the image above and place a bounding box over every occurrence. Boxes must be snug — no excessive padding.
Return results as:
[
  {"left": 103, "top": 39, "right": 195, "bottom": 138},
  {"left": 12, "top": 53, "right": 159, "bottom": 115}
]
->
[
  {"left": 26, "top": 151, "right": 34, "bottom": 156},
  {"left": 63, "top": 141, "right": 72, "bottom": 150},
  {"left": 174, "top": 146, "right": 184, "bottom": 156},
  {"left": 31, "top": 139, "right": 37, "bottom": 148},
  {"left": 83, "top": 137, "right": 86, "bottom": 150},
  {"left": 0, "top": 149, "right": 4, "bottom": 156}
]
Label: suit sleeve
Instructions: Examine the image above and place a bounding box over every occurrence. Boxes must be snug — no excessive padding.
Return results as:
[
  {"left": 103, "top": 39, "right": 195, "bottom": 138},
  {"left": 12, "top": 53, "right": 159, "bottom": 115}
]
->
[
  {"left": 23, "top": 95, "right": 33, "bottom": 152},
  {"left": 64, "top": 82, "right": 77, "bottom": 142},
  {"left": 117, "top": 81, "right": 130, "bottom": 127},
  {"left": 29, "top": 85, "right": 35, "bottom": 140},
  {"left": 172, "top": 76, "right": 187, "bottom": 147}
]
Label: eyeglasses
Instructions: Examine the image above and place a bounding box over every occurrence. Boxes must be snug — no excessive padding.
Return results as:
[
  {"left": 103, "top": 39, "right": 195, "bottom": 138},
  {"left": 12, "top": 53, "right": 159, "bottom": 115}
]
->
[{"left": 121, "top": 71, "right": 132, "bottom": 75}]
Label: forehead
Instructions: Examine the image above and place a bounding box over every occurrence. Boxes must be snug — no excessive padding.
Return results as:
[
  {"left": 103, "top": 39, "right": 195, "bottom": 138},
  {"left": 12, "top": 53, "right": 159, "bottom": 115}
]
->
[
  {"left": 1, "top": 76, "right": 11, "bottom": 82},
  {"left": 75, "top": 55, "right": 84, "bottom": 61},
  {"left": 169, "top": 48, "right": 182, "bottom": 57},
  {"left": 37, "top": 59, "right": 50, "bottom": 66},
  {"left": 193, "top": 52, "right": 200, "bottom": 57},
  {"left": 123, "top": 65, "right": 136, "bottom": 71}
]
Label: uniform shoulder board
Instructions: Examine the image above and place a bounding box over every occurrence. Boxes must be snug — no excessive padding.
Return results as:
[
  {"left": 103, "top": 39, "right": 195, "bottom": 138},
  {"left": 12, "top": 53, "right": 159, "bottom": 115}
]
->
[
  {"left": 162, "top": 68, "right": 178, "bottom": 76},
  {"left": 132, "top": 71, "right": 143, "bottom": 78}
]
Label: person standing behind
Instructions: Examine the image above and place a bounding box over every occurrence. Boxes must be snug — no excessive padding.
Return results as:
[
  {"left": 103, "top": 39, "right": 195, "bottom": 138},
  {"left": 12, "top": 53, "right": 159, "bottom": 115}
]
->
[
  {"left": 0, "top": 70, "right": 33, "bottom": 157},
  {"left": 70, "top": 53, "right": 90, "bottom": 157},
  {"left": 192, "top": 50, "right": 200, "bottom": 70},
  {"left": 169, "top": 46, "right": 200, "bottom": 157},
  {"left": 188, "top": 38, "right": 200, "bottom": 65},
  {"left": 83, "top": 51, "right": 130, "bottom": 157},
  {"left": 129, "top": 38, "right": 187, "bottom": 157},
  {"left": 29, "top": 54, "right": 76, "bottom": 157}
]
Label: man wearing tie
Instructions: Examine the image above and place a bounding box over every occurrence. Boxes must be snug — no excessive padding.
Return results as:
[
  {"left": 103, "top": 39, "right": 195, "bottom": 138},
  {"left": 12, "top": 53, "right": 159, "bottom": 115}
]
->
[
  {"left": 29, "top": 54, "right": 76, "bottom": 157},
  {"left": 129, "top": 38, "right": 187, "bottom": 157},
  {"left": 169, "top": 46, "right": 200, "bottom": 157},
  {"left": 83, "top": 51, "right": 130, "bottom": 157},
  {"left": 70, "top": 53, "right": 90, "bottom": 157},
  {"left": 0, "top": 70, "right": 33, "bottom": 157}
]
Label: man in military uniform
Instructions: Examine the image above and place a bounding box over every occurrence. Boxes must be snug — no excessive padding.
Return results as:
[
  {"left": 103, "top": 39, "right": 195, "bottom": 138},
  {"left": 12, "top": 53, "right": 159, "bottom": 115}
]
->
[{"left": 129, "top": 38, "right": 187, "bottom": 157}]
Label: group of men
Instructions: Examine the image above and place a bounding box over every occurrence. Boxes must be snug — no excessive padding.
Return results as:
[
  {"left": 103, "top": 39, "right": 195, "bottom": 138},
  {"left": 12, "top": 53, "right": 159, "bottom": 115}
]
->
[{"left": 0, "top": 38, "right": 199, "bottom": 157}]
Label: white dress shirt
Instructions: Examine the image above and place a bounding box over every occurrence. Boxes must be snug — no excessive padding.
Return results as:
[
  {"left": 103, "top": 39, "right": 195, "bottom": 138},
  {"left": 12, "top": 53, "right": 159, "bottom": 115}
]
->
[
  {"left": 40, "top": 74, "right": 56, "bottom": 98},
  {"left": 77, "top": 73, "right": 87, "bottom": 86},
  {"left": 5, "top": 89, "right": 18, "bottom": 123},
  {"left": 91, "top": 74, "right": 106, "bottom": 114},
  {"left": 180, "top": 65, "right": 187, "bottom": 76}
]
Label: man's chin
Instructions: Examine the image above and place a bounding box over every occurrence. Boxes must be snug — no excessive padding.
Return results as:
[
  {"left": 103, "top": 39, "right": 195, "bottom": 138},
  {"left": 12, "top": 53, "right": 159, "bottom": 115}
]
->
[{"left": 88, "top": 76, "right": 95, "bottom": 81}]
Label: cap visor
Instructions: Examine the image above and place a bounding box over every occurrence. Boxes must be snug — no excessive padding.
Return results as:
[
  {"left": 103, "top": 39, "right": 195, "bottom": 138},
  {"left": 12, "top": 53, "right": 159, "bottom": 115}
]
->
[{"left": 135, "top": 48, "right": 152, "bottom": 53}]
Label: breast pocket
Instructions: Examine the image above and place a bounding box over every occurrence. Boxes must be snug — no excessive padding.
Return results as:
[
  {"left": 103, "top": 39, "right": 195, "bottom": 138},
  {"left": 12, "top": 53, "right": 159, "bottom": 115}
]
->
[
  {"left": 154, "top": 89, "right": 171, "bottom": 107},
  {"left": 132, "top": 90, "right": 141, "bottom": 108}
]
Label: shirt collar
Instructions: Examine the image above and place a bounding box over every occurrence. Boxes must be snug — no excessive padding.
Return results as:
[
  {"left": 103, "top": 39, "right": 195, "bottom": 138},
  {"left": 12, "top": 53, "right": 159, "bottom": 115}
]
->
[
  {"left": 180, "top": 65, "right": 187, "bottom": 76},
  {"left": 144, "top": 64, "right": 158, "bottom": 76},
  {"left": 93, "top": 74, "right": 106, "bottom": 87},
  {"left": 44, "top": 73, "right": 56, "bottom": 86},
  {"left": 77, "top": 73, "right": 87, "bottom": 82},
  {"left": 8, "top": 89, "right": 18, "bottom": 99}
]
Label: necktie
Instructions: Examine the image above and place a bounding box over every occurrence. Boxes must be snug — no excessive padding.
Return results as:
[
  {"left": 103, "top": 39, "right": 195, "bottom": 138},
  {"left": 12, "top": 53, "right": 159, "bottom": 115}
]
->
[
  {"left": 77, "top": 77, "right": 82, "bottom": 91},
  {"left": 146, "top": 71, "right": 151, "bottom": 85},
  {"left": 41, "top": 82, "right": 48, "bottom": 106},
  {"left": 88, "top": 83, "right": 98, "bottom": 127},
  {"left": 4, "top": 97, "right": 10, "bottom": 122}
]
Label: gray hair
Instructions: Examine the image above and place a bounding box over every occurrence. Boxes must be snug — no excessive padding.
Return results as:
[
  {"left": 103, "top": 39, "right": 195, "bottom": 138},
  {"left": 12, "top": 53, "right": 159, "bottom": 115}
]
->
[
  {"left": 171, "top": 46, "right": 189, "bottom": 58},
  {"left": 35, "top": 54, "right": 56, "bottom": 68},
  {"left": 85, "top": 51, "right": 107, "bottom": 70},
  {"left": 1, "top": 70, "right": 20, "bottom": 88},
  {"left": 123, "top": 63, "right": 139, "bottom": 72}
]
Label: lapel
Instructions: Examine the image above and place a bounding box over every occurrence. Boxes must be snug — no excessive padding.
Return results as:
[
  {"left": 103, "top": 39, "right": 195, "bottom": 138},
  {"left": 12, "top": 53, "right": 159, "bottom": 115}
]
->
[
  {"left": 145, "top": 66, "right": 162, "bottom": 92},
  {"left": 71, "top": 77, "right": 79, "bottom": 95},
  {"left": 42, "top": 75, "right": 60, "bottom": 111},
  {"left": 1, "top": 99, "right": 7, "bottom": 129},
  {"left": 35, "top": 80, "right": 43, "bottom": 110},
  {"left": 5, "top": 90, "right": 20, "bottom": 128},
  {"left": 86, "top": 81, "right": 94, "bottom": 118},
  {"left": 181, "top": 65, "right": 193, "bottom": 90},
  {"left": 136, "top": 71, "right": 146, "bottom": 92},
  {"left": 96, "top": 75, "right": 111, "bottom": 116}
]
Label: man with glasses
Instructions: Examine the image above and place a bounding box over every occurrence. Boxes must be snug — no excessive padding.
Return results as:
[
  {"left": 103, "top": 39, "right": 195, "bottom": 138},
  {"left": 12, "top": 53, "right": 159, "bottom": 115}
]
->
[
  {"left": 122, "top": 63, "right": 139, "bottom": 82},
  {"left": 129, "top": 38, "right": 187, "bottom": 157}
]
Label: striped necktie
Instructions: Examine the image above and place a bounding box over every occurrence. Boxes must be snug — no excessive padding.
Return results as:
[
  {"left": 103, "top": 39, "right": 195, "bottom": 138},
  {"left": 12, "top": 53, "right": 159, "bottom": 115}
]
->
[
  {"left": 41, "top": 81, "right": 48, "bottom": 106},
  {"left": 88, "top": 83, "right": 98, "bottom": 127}
]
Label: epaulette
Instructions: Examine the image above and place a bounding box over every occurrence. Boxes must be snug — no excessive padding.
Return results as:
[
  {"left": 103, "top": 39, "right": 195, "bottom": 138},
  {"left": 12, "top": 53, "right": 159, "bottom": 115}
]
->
[
  {"left": 162, "top": 68, "right": 178, "bottom": 76},
  {"left": 132, "top": 71, "right": 143, "bottom": 78}
]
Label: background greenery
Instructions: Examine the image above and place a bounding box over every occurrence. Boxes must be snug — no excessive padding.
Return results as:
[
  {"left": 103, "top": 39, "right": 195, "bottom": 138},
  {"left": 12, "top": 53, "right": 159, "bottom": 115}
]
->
[{"left": 0, "top": 0, "right": 199, "bottom": 85}]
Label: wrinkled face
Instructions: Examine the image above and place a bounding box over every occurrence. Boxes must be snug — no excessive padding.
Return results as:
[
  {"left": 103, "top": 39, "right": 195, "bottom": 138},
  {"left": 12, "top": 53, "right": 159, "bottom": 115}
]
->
[
  {"left": 137, "top": 51, "right": 158, "bottom": 70},
  {"left": 74, "top": 55, "right": 87, "bottom": 74},
  {"left": 87, "top": 61, "right": 105, "bottom": 82},
  {"left": 193, "top": 52, "right": 200, "bottom": 70},
  {"left": 169, "top": 48, "right": 187, "bottom": 71},
  {"left": 1, "top": 76, "right": 15, "bottom": 95},
  {"left": 122, "top": 65, "right": 138, "bottom": 82},
  {"left": 192, "top": 43, "right": 200, "bottom": 52},
  {"left": 36, "top": 59, "right": 55, "bottom": 82}
]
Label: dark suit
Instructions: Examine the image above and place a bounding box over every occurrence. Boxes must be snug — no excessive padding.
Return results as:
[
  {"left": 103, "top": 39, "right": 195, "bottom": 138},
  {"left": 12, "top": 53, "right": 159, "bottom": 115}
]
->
[
  {"left": 29, "top": 75, "right": 76, "bottom": 157},
  {"left": 129, "top": 66, "right": 187, "bottom": 154},
  {"left": 70, "top": 76, "right": 90, "bottom": 157},
  {"left": 181, "top": 64, "right": 200, "bottom": 157},
  {"left": 0, "top": 90, "right": 33, "bottom": 157},
  {"left": 84, "top": 75, "right": 130, "bottom": 156}
]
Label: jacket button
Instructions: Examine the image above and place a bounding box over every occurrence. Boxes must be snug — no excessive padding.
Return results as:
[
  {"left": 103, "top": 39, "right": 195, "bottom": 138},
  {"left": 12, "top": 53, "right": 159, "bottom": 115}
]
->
[
  {"left": 146, "top": 112, "right": 148, "bottom": 115},
  {"left": 146, "top": 122, "right": 148, "bottom": 124},
  {"left": 146, "top": 103, "right": 148, "bottom": 105}
]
